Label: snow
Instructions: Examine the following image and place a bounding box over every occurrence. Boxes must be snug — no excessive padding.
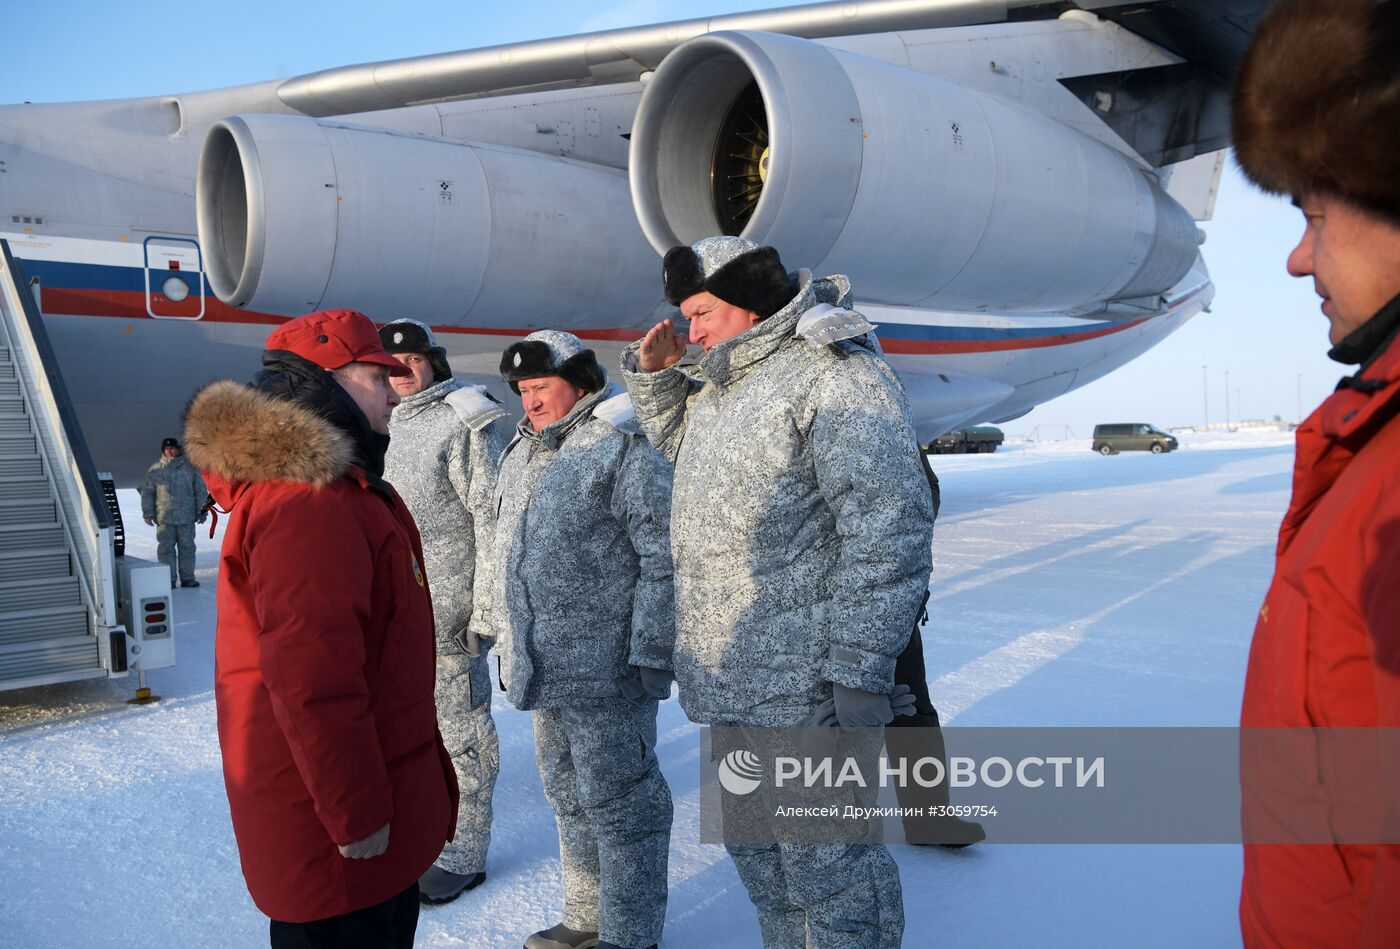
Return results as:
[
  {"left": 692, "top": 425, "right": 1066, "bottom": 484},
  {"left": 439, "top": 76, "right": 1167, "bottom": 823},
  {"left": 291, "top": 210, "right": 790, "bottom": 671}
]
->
[{"left": 0, "top": 429, "right": 1294, "bottom": 947}]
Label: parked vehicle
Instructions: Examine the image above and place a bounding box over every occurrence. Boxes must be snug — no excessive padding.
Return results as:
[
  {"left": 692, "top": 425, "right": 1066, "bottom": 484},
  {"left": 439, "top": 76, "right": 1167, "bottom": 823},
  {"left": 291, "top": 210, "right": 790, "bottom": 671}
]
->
[
  {"left": 1092, "top": 423, "right": 1178, "bottom": 455},
  {"left": 928, "top": 426, "right": 1005, "bottom": 454}
]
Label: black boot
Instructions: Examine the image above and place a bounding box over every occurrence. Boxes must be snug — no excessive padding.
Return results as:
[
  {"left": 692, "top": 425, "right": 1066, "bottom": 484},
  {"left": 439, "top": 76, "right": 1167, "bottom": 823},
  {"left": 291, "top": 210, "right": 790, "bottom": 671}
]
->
[
  {"left": 906, "top": 814, "right": 987, "bottom": 848},
  {"left": 523, "top": 923, "right": 600, "bottom": 949},
  {"left": 417, "top": 865, "right": 485, "bottom": 904}
]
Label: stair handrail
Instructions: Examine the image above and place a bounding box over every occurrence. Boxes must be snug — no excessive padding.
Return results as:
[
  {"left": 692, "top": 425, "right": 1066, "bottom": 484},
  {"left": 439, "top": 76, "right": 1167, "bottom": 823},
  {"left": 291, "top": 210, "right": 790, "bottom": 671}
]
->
[{"left": 0, "top": 239, "right": 117, "bottom": 629}]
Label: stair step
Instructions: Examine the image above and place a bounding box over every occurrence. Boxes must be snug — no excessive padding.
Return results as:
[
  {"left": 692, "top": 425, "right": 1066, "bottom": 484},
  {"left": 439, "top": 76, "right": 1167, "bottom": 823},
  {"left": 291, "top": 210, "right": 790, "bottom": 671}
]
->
[
  {"left": 0, "top": 364, "right": 13, "bottom": 380},
  {"left": 0, "top": 379, "right": 19, "bottom": 397},
  {"left": 0, "top": 498, "right": 55, "bottom": 527},
  {"left": 0, "top": 547, "right": 71, "bottom": 584},
  {"left": 0, "top": 635, "right": 104, "bottom": 688},
  {"left": 0, "top": 397, "right": 23, "bottom": 415},
  {"left": 0, "top": 414, "right": 31, "bottom": 435},
  {"left": 0, "top": 523, "right": 64, "bottom": 554},
  {"left": 0, "top": 477, "right": 48, "bottom": 502},
  {"left": 0, "top": 456, "right": 42, "bottom": 479},
  {"left": 0, "top": 604, "right": 90, "bottom": 647},
  {"left": 0, "top": 575, "right": 79, "bottom": 613},
  {"left": 0, "top": 432, "right": 36, "bottom": 454}
]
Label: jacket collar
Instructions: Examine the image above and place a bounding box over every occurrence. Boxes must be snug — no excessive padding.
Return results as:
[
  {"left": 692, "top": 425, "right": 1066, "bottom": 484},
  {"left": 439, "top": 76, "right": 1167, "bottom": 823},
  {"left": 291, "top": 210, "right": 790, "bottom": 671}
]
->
[
  {"left": 1328, "top": 290, "right": 1400, "bottom": 369},
  {"left": 391, "top": 377, "right": 462, "bottom": 423},
  {"left": 696, "top": 270, "right": 865, "bottom": 388},
  {"left": 183, "top": 380, "right": 363, "bottom": 511},
  {"left": 1316, "top": 293, "right": 1400, "bottom": 441},
  {"left": 514, "top": 383, "right": 617, "bottom": 451}
]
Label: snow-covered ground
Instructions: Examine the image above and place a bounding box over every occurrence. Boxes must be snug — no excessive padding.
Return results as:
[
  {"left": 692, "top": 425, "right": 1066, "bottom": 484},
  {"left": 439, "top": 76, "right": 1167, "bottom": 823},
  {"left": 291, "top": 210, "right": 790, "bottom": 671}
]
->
[{"left": 0, "top": 429, "right": 1295, "bottom": 947}]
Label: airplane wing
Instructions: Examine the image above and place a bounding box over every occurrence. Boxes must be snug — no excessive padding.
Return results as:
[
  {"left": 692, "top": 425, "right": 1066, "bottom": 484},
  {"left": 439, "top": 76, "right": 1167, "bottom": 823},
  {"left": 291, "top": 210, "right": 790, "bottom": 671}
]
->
[
  {"left": 275, "top": 0, "right": 1267, "bottom": 174},
  {"left": 274, "top": 0, "right": 1054, "bottom": 115},
  {"left": 1060, "top": 0, "right": 1268, "bottom": 166}
]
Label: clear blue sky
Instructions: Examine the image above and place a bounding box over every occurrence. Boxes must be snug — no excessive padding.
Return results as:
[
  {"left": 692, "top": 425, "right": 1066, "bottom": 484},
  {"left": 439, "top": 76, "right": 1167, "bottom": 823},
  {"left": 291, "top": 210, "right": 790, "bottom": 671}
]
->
[{"left": 8, "top": 0, "right": 1341, "bottom": 435}]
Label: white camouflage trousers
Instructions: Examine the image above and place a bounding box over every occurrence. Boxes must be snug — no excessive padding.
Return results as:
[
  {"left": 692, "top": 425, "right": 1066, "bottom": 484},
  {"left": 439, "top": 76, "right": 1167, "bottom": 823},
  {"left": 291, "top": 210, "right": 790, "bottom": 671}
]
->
[
  {"left": 533, "top": 698, "right": 673, "bottom": 948},
  {"left": 434, "top": 653, "right": 499, "bottom": 875},
  {"left": 155, "top": 522, "right": 196, "bottom": 585},
  {"left": 718, "top": 724, "right": 904, "bottom": 948}
]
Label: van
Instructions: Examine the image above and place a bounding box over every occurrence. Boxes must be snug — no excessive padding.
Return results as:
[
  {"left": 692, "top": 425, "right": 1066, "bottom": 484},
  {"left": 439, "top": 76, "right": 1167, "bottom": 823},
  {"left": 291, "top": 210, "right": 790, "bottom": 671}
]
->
[{"left": 1092, "top": 423, "right": 1178, "bottom": 455}]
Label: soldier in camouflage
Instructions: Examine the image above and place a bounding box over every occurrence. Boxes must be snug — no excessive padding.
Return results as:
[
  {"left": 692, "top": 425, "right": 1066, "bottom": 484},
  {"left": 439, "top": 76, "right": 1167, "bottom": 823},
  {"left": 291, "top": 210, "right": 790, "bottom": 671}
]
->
[
  {"left": 480, "top": 330, "right": 674, "bottom": 949},
  {"left": 379, "top": 319, "right": 509, "bottom": 906},
  {"left": 140, "top": 437, "right": 209, "bottom": 588},
  {"left": 624, "top": 237, "right": 934, "bottom": 949}
]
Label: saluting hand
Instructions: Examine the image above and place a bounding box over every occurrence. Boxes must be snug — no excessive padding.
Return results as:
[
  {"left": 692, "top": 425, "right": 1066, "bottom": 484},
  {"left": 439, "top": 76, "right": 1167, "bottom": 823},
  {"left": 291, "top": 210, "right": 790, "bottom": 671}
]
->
[{"left": 638, "top": 319, "right": 686, "bottom": 372}]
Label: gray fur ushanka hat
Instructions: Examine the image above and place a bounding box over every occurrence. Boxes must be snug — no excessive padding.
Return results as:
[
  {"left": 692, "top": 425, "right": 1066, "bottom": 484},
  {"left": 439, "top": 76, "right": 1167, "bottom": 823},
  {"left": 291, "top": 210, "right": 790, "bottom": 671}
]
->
[
  {"left": 499, "top": 330, "right": 606, "bottom": 395},
  {"left": 663, "top": 236, "right": 798, "bottom": 318}
]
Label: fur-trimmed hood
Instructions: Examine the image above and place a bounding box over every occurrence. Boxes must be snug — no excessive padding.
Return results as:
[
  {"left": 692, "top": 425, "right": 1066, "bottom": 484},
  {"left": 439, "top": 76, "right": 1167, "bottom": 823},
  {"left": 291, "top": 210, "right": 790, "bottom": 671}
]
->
[
  {"left": 184, "top": 380, "right": 356, "bottom": 491},
  {"left": 1232, "top": 0, "right": 1400, "bottom": 221}
]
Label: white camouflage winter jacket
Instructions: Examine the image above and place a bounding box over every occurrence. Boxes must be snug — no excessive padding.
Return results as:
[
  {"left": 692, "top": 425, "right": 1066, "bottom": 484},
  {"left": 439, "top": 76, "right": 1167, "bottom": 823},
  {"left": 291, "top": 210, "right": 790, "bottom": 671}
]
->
[
  {"left": 623, "top": 271, "right": 934, "bottom": 726},
  {"left": 140, "top": 455, "right": 208, "bottom": 525},
  {"left": 383, "top": 379, "right": 508, "bottom": 659},
  {"left": 479, "top": 383, "right": 675, "bottom": 710}
]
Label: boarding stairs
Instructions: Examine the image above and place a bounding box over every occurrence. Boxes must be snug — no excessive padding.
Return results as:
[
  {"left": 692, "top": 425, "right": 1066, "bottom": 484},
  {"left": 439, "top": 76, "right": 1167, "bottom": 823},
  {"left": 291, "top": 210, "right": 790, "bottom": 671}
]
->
[{"left": 0, "top": 239, "right": 127, "bottom": 691}]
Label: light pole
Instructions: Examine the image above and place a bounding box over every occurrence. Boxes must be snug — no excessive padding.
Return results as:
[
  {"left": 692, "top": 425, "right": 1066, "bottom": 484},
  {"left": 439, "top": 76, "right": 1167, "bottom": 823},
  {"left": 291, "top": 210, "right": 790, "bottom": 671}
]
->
[
  {"left": 1225, "top": 370, "right": 1231, "bottom": 431},
  {"left": 1202, "top": 364, "right": 1209, "bottom": 431}
]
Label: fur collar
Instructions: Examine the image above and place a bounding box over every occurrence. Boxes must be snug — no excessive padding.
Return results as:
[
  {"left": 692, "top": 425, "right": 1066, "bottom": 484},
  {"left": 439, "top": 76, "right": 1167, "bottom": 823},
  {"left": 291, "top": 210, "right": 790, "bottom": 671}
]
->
[{"left": 183, "top": 380, "right": 355, "bottom": 488}]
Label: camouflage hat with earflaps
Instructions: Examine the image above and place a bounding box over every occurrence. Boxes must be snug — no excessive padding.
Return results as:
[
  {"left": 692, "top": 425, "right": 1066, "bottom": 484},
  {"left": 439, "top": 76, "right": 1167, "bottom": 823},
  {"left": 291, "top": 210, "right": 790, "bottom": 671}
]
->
[{"left": 663, "top": 236, "right": 798, "bottom": 318}]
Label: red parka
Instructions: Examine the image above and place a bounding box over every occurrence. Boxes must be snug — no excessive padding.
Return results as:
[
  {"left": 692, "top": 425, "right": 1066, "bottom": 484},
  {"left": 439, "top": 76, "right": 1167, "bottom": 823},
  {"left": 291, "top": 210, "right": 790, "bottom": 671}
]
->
[
  {"left": 185, "top": 379, "right": 458, "bottom": 924},
  {"left": 1241, "top": 313, "right": 1400, "bottom": 947}
]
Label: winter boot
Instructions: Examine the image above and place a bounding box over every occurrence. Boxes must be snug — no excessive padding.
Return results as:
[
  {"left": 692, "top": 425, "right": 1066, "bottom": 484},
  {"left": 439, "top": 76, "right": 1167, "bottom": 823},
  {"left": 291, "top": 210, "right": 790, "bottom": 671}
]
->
[
  {"left": 180, "top": 579, "right": 200, "bottom": 588},
  {"left": 523, "top": 923, "right": 600, "bottom": 949},
  {"left": 417, "top": 865, "right": 485, "bottom": 904},
  {"left": 907, "top": 815, "right": 986, "bottom": 848}
]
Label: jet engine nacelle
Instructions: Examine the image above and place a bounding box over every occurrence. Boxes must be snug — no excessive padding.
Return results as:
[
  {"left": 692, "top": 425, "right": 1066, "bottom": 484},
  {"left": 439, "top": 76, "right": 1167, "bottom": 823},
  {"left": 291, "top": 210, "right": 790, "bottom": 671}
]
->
[
  {"left": 198, "top": 115, "right": 659, "bottom": 327},
  {"left": 630, "top": 31, "right": 1200, "bottom": 311}
]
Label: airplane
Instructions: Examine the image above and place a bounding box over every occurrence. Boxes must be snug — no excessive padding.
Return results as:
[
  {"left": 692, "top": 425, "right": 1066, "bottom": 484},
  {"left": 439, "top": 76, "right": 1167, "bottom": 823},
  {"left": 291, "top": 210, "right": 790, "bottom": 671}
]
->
[{"left": 0, "top": 0, "right": 1265, "bottom": 487}]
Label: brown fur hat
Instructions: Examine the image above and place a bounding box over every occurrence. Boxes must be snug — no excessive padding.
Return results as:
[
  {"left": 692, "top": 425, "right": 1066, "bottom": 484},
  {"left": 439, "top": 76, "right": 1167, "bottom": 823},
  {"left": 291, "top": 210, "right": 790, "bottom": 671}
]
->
[{"left": 1232, "top": 0, "right": 1400, "bottom": 221}]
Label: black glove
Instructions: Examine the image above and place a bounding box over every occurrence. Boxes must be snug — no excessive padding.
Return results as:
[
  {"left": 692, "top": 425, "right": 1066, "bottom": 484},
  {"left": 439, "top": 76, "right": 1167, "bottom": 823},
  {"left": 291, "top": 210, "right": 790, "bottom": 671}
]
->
[
  {"left": 832, "top": 683, "right": 897, "bottom": 728},
  {"left": 621, "top": 665, "right": 674, "bottom": 701},
  {"left": 453, "top": 627, "right": 491, "bottom": 658}
]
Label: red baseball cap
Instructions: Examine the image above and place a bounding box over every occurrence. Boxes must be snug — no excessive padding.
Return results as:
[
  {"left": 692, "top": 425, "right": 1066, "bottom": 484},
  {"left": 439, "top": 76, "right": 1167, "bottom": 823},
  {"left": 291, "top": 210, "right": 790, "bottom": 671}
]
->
[{"left": 265, "top": 309, "right": 412, "bottom": 376}]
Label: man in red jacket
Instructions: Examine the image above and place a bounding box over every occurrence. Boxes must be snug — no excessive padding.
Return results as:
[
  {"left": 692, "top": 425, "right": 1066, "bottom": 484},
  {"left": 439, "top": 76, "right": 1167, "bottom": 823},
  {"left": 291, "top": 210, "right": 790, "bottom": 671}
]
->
[
  {"left": 1232, "top": 1, "right": 1400, "bottom": 946},
  {"left": 184, "top": 309, "right": 458, "bottom": 948}
]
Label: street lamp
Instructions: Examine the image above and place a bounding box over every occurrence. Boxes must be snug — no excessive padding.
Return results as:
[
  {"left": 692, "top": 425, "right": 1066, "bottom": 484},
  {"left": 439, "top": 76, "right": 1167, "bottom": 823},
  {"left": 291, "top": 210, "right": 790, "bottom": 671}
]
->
[
  {"left": 1202, "top": 364, "right": 1209, "bottom": 431},
  {"left": 1225, "top": 369, "right": 1231, "bottom": 431}
]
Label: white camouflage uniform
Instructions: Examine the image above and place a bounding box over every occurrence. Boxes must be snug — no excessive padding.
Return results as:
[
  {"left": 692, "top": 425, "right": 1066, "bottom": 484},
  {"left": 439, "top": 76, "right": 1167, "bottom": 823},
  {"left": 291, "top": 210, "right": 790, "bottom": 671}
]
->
[
  {"left": 479, "top": 368, "right": 675, "bottom": 948},
  {"left": 623, "top": 258, "right": 934, "bottom": 949},
  {"left": 140, "top": 453, "right": 207, "bottom": 585},
  {"left": 383, "top": 377, "right": 507, "bottom": 878}
]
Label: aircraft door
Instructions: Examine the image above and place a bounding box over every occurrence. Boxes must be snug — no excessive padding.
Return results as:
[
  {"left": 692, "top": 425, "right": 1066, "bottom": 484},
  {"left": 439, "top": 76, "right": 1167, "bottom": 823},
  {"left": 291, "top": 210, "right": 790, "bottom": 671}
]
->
[{"left": 143, "top": 236, "right": 205, "bottom": 319}]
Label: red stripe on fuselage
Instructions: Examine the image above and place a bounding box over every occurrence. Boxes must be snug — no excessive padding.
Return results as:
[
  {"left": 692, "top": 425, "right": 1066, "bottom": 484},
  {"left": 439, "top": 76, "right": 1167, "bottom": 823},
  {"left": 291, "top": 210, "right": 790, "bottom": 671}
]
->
[
  {"left": 879, "top": 316, "right": 1153, "bottom": 355},
  {"left": 40, "top": 287, "right": 648, "bottom": 341},
  {"left": 40, "top": 287, "right": 1163, "bottom": 353}
]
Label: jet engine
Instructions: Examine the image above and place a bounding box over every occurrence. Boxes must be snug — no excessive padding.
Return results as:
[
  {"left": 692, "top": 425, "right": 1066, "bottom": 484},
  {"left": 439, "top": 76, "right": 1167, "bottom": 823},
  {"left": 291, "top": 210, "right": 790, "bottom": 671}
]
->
[
  {"left": 629, "top": 31, "right": 1200, "bottom": 311},
  {"left": 197, "top": 115, "right": 660, "bottom": 327}
]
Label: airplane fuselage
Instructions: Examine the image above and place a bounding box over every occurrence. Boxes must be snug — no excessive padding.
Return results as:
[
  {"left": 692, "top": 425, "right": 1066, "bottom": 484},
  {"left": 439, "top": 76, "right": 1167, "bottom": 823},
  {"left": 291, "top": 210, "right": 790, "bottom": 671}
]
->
[{"left": 0, "top": 11, "right": 1218, "bottom": 483}]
